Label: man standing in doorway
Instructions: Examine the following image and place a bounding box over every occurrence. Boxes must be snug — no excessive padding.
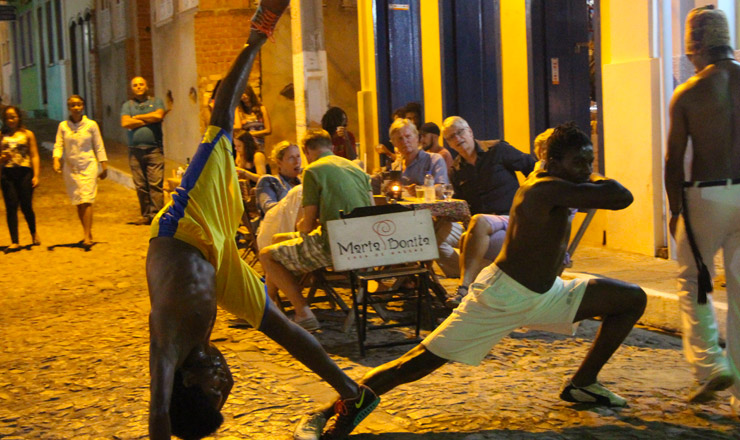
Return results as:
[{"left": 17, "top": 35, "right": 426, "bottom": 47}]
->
[
  {"left": 121, "top": 76, "right": 166, "bottom": 225},
  {"left": 665, "top": 5, "right": 740, "bottom": 407}
]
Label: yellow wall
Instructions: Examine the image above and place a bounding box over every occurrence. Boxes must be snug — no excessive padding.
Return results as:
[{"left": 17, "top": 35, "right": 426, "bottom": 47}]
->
[
  {"left": 500, "top": 1, "right": 530, "bottom": 153},
  {"left": 420, "top": 1, "right": 443, "bottom": 128},
  {"left": 357, "top": 0, "right": 379, "bottom": 171},
  {"left": 600, "top": 0, "right": 666, "bottom": 256}
]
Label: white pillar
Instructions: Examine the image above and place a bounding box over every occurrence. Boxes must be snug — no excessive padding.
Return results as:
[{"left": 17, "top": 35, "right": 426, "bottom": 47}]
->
[{"left": 290, "top": 0, "right": 329, "bottom": 144}]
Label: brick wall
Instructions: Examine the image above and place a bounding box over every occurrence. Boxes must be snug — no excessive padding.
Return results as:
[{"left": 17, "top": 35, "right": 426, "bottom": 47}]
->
[
  {"left": 131, "top": 0, "right": 154, "bottom": 91},
  {"left": 194, "top": 2, "right": 261, "bottom": 130}
]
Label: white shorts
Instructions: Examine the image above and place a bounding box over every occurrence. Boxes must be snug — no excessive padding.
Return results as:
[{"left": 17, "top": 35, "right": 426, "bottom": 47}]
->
[{"left": 422, "top": 264, "right": 588, "bottom": 365}]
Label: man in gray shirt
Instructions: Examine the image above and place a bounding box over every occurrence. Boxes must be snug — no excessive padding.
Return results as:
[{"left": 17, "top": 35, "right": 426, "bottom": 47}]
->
[{"left": 121, "top": 76, "right": 166, "bottom": 225}]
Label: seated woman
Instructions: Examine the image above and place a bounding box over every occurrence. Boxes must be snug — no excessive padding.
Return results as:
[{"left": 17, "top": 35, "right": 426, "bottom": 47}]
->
[
  {"left": 234, "top": 130, "right": 270, "bottom": 185},
  {"left": 321, "top": 107, "right": 357, "bottom": 160},
  {"left": 254, "top": 140, "right": 301, "bottom": 215}
]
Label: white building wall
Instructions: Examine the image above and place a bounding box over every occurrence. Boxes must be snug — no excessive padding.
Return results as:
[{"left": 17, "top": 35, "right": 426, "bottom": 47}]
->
[
  {"left": 599, "top": 0, "right": 666, "bottom": 256},
  {"left": 150, "top": 6, "right": 200, "bottom": 164}
]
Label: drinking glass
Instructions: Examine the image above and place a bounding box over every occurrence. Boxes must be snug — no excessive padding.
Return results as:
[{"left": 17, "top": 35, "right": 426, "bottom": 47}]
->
[{"left": 443, "top": 184, "right": 454, "bottom": 201}]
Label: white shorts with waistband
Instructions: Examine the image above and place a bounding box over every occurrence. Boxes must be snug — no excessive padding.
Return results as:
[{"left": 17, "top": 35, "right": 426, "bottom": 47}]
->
[{"left": 422, "top": 264, "right": 588, "bottom": 365}]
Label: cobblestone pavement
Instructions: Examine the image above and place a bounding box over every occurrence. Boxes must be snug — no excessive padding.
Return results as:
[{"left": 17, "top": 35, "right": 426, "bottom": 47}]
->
[{"left": 1, "top": 125, "right": 739, "bottom": 439}]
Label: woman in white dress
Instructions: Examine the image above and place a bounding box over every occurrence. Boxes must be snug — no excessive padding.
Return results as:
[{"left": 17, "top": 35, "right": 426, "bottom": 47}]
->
[{"left": 53, "top": 95, "right": 108, "bottom": 250}]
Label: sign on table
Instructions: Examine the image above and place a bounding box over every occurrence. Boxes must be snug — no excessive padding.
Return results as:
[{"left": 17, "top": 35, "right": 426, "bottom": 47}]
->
[{"left": 326, "top": 210, "right": 439, "bottom": 271}]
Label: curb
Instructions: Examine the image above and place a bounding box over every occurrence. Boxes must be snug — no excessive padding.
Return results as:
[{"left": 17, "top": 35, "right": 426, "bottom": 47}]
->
[
  {"left": 564, "top": 270, "right": 728, "bottom": 341},
  {"left": 41, "top": 141, "right": 135, "bottom": 190}
]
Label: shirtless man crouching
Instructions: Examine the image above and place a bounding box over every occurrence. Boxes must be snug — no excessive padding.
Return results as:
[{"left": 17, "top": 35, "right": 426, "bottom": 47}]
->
[{"left": 298, "top": 122, "right": 647, "bottom": 439}]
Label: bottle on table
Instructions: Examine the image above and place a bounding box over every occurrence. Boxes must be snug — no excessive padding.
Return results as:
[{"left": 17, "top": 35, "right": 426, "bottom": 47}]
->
[{"left": 423, "top": 173, "right": 435, "bottom": 203}]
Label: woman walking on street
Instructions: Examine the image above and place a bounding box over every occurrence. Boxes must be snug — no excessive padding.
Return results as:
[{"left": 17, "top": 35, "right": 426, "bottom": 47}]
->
[
  {"left": 0, "top": 106, "right": 40, "bottom": 251},
  {"left": 53, "top": 95, "right": 108, "bottom": 250}
]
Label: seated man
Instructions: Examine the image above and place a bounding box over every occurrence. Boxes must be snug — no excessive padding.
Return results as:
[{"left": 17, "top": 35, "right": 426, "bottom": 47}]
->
[
  {"left": 255, "top": 140, "right": 302, "bottom": 215},
  {"left": 420, "top": 122, "right": 453, "bottom": 174},
  {"left": 146, "top": 3, "right": 378, "bottom": 438},
  {"left": 259, "top": 129, "right": 373, "bottom": 331},
  {"left": 299, "top": 122, "right": 647, "bottom": 439},
  {"left": 453, "top": 128, "right": 553, "bottom": 306},
  {"left": 443, "top": 116, "right": 537, "bottom": 305},
  {"left": 384, "top": 118, "right": 461, "bottom": 278}
]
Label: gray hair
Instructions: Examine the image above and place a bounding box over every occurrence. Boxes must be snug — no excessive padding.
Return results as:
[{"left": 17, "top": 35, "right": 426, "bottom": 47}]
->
[
  {"left": 441, "top": 116, "right": 470, "bottom": 133},
  {"left": 389, "top": 118, "right": 418, "bottom": 139}
]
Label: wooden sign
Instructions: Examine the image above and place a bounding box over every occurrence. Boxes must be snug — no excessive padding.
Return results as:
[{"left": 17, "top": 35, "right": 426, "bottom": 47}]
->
[{"left": 326, "top": 209, "right": 439, "bottom": 271}]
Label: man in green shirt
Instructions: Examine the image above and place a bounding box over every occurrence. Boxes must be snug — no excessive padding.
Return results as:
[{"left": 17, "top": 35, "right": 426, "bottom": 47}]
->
[{"left": 260, "top": 129, "right": 373, "bottom": 330}]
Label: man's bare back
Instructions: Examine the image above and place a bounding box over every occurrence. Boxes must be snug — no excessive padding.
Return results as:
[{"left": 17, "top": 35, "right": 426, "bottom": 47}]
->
[{"left": 668, "top": 58, "right": 740, "bottom": 182}]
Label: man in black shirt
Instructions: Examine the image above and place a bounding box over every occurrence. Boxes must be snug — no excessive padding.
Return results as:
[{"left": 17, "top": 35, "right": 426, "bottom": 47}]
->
[{"left": 442, "top": 116, "right": 537, "bottom": 306}]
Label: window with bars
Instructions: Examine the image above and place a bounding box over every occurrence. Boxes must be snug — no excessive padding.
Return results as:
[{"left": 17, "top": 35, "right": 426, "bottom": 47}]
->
[
  {"left": 45, "top": 1, "right": 54, "bottom": 63},
  {"left": 55, "top": 0, "right": 63, "bottom": 60},
  {"left": 25, "top": 12, "right": 33, "bottom": 65},
  {"left": 17, "top": 12, "right": 24, "bottom": 67}
]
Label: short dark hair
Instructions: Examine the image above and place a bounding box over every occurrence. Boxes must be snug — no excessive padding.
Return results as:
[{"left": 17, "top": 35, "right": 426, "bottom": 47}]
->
[
  {"left": 303, "top": 128, "right": 332, "bottom": 150},
  {"left": 170, "top": 369, "right": 224, "bottom": 440},
  {"left": 546, "top": 122, "right": 591, "bottom": 162},
  {"left": 420, "top": 122, "right": 440, "bottom": 136},
  {"left": 404, "top": 101, "right": 422, "bottom": 117},
  {"left": 67, "top": 94, "right": 86, "bottom": 106},
  {"left": 391, "top": 106, "right": 406, "bottom": 120}
]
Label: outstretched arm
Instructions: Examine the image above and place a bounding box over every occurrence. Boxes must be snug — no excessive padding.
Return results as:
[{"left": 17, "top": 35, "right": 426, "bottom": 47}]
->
[
  {"left": 535, "top": 176, "right": 633, "bottom": 212},
  {"left": 210, "top": 0, "right": 290, "bottom": 133}
]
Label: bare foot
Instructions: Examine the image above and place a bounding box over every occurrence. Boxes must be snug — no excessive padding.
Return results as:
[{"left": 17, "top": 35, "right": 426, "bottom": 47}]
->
[{"left": 32, "top": 233, "right": 41, "bottom": 246}]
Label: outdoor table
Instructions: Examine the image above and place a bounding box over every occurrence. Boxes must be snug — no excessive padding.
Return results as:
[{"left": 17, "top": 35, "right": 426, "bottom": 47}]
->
[
  {"left": 397, "top": 197, "right": 471, "bottom": 226},
  {"left": 390, "top": 197, "right": 470, "bottom": 304}
]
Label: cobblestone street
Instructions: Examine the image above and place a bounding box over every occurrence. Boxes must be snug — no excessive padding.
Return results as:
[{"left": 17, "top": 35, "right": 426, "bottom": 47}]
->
[{"left": 1, "top": 126, "right": 739, "bottom": 439}]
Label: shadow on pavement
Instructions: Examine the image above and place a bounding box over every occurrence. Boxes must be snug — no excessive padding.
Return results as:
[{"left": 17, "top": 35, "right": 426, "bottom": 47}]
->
[
  {"left": 350, "top": 419, "right": 738, "bottom": 439},
  {"left": 47, "top": 241, "right": 97, "bottom": 251}
]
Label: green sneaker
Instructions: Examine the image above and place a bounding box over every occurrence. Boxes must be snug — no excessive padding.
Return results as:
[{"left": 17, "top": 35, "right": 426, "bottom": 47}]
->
[
  {"left": 560, "top": 381, "right": 627, "bottom": 407},
  {"left": 321, "top": 385, "right": 379, "bottom": 439}
]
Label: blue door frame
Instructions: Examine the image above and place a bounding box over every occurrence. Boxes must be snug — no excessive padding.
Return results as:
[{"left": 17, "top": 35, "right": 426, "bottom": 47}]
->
[
  {"left": 374, "top": 0, "right": 424, "bottom": 146},
  {"left": 528, "top": 0, "right": 603, "bottom": 170},
  {"left": 440, "top": 0, "right": 502, "bottom": 141}
]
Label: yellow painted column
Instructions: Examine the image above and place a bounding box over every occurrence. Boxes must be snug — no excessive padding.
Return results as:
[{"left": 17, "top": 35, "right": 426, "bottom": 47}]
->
[
  {"left": 420, "top": 2, "right": 443, "bottom": 127},
  {"left": 500, "top": 0, "right": 530, "bottom": 153},
  {"left": 356, "top": 0, "right": 379, "bottom": 171},
  {"left": 499, "top": 1, "right": 530, "bottom": 152}
]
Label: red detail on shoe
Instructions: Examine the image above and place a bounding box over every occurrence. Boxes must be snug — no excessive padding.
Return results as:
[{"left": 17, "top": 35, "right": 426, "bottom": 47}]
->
[{"left": 250, "top": 6, "right": 281, "bottom": 41}]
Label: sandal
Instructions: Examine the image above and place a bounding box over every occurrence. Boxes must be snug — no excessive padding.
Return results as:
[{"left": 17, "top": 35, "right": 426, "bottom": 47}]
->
[{"left": 445, "top": 285, "right": 468, "bottom": 309}]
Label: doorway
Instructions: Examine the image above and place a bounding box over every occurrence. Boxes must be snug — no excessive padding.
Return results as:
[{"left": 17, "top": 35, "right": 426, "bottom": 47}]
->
[
  {"left": 374, "top": 0, "right": 424, "bottom": 146},
  {"left": 440, "top": 0, "right": 502, "bottom": 140},
  {"left": 529, "top": 0, "right": 602, "bottom": 171}
]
